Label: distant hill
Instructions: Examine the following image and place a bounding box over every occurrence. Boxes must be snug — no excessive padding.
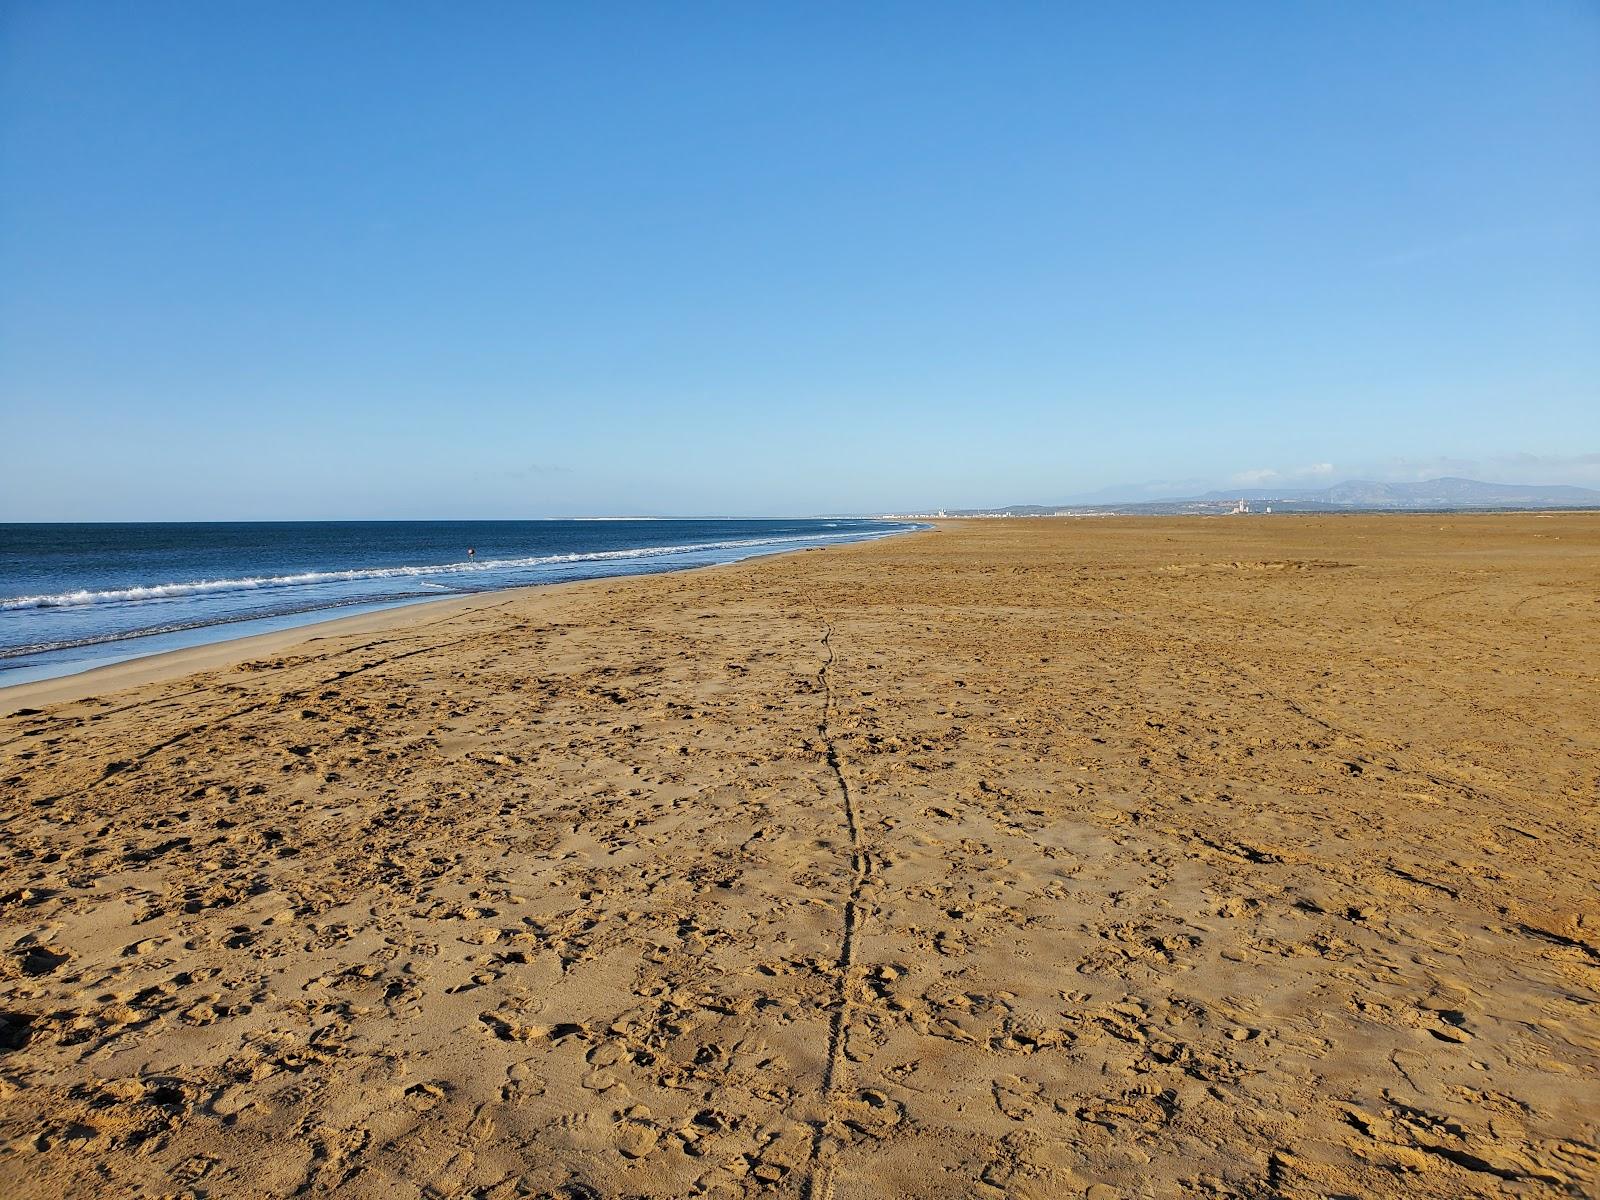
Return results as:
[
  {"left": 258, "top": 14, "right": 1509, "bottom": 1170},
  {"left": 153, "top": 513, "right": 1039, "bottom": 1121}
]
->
[
  {"left": 930, "top": 476, "right": 1600, "bottom": 518},
  {"left": 1190, "top": 476, "right": 1600, "bottom": 508}
]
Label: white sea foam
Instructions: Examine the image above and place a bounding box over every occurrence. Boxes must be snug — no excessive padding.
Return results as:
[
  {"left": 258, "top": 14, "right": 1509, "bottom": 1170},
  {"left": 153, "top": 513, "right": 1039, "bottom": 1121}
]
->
[{"left": 1, "top": 529, "right": 898, "bottom": 611}]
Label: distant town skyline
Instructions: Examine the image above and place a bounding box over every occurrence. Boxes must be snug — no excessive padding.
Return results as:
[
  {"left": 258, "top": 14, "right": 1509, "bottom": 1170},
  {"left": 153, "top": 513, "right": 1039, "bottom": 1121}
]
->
[{"left": 2, "top": 4, "right": 1596, "bottom": 520}]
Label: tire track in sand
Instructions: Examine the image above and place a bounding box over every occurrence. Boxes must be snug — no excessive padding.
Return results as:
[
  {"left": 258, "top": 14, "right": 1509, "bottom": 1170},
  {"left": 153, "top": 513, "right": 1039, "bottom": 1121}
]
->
[{"left": 806, "top": 620, "right": 874, "bottom": 1200}]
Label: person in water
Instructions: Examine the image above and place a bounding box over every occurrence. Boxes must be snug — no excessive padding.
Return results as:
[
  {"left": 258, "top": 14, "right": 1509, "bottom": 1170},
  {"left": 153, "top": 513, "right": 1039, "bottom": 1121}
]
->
[{"left": 467, "top": 548, "right": 475, "bottom": 559}]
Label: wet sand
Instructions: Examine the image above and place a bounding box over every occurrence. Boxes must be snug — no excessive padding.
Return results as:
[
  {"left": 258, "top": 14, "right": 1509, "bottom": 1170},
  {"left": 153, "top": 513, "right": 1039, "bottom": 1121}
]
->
[{"left": 1, "top": 514, "right": 1596, "bottom": 1198}]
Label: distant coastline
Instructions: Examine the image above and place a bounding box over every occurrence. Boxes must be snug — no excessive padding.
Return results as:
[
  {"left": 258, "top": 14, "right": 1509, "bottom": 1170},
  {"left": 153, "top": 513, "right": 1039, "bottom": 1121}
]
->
[{"left": 873, "top": 475, "right": 1600, "bottom": 519}]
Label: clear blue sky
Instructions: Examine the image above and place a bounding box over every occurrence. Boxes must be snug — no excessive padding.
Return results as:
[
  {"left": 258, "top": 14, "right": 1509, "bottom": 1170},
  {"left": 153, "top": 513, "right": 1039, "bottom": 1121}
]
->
[{"left": 2, "top": 2, "right": 1596, "bottom": 518}]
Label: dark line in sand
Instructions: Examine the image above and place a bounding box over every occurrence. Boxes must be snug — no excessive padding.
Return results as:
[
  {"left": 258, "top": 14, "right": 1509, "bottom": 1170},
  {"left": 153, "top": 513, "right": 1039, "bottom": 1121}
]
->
[{"left": 805, "top": 619, "right": 873, "bottom": 1200}]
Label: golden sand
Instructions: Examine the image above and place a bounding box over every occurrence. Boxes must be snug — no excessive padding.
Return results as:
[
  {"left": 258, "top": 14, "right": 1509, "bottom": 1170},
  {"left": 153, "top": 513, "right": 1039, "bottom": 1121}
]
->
[{"left": 1, "top": 515, "right": 1596, "bottom": 1198}]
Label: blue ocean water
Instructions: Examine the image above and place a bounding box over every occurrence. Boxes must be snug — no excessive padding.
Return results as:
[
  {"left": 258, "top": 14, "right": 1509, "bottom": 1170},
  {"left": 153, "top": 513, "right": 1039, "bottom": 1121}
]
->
[{"left": 0, "top": 519, "right": 916, "bottom": 685}]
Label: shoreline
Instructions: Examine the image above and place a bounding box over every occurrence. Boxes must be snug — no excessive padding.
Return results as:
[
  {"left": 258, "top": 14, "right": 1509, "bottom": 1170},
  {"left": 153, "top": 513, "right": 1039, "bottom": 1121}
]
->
[
  {"left": 0, "top": 531, "right": 934, "bottom": 714},
  {"left": 0, "top": 587, "right": 508, "bottom": 714},
  {"left": 0, "top": 527, "right": 933, "bottom": 714}
]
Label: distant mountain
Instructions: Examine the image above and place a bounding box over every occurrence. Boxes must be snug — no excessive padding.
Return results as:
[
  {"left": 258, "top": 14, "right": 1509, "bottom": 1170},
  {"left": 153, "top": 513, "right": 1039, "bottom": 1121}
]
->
[
  {"left": 932, "top": 476, "right": 1600, "bottom": 518},
  {"left": 1192, "top": 477, "right": 1600, "bottom": 508}
]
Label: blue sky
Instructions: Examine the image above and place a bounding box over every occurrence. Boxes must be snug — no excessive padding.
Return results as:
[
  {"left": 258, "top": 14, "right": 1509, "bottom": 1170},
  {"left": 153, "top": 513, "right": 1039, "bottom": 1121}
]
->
[{"left": 2, "top": 2, "right": 1596, "bottom": 518}]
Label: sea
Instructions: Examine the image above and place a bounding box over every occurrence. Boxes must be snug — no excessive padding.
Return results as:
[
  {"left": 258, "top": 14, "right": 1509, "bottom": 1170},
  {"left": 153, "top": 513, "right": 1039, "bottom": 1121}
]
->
[{"left": 0, "top": 519, "right": 918, "bottom": 686}]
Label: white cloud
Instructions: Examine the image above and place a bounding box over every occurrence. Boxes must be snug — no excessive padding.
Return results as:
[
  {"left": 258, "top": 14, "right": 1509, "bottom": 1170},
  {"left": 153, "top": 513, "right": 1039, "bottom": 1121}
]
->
[
  {"left": 1231, "top": 467, "right": 1281, "bottom": 486},
  {"left": 1230, "top": 462, "right": 1336, "bottom": 487}
]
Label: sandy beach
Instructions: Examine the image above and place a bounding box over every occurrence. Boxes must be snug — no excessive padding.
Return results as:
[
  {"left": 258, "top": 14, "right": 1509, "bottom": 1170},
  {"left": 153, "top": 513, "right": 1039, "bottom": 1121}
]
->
[{"left": 1, "top": 514, "right": 1596, "bottom": 1198}]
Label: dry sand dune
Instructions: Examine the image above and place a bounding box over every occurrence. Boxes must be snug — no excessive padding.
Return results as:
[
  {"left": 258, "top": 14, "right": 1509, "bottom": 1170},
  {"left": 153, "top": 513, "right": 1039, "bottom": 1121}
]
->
[{"left": 1, "top": 515, "right": 1597, "bottom": 1198}]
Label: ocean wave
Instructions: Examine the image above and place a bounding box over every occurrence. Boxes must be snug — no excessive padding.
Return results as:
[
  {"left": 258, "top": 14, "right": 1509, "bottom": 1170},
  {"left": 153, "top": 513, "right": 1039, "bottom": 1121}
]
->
[{"left": 1, "top": 528, "right": 901, "bottom": 612}]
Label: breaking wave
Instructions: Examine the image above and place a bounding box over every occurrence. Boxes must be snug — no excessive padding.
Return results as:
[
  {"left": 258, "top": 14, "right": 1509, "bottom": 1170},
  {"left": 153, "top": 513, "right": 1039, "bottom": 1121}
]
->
[{"left": 2, "top": 529, "right": 898, "bottom": 611}]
